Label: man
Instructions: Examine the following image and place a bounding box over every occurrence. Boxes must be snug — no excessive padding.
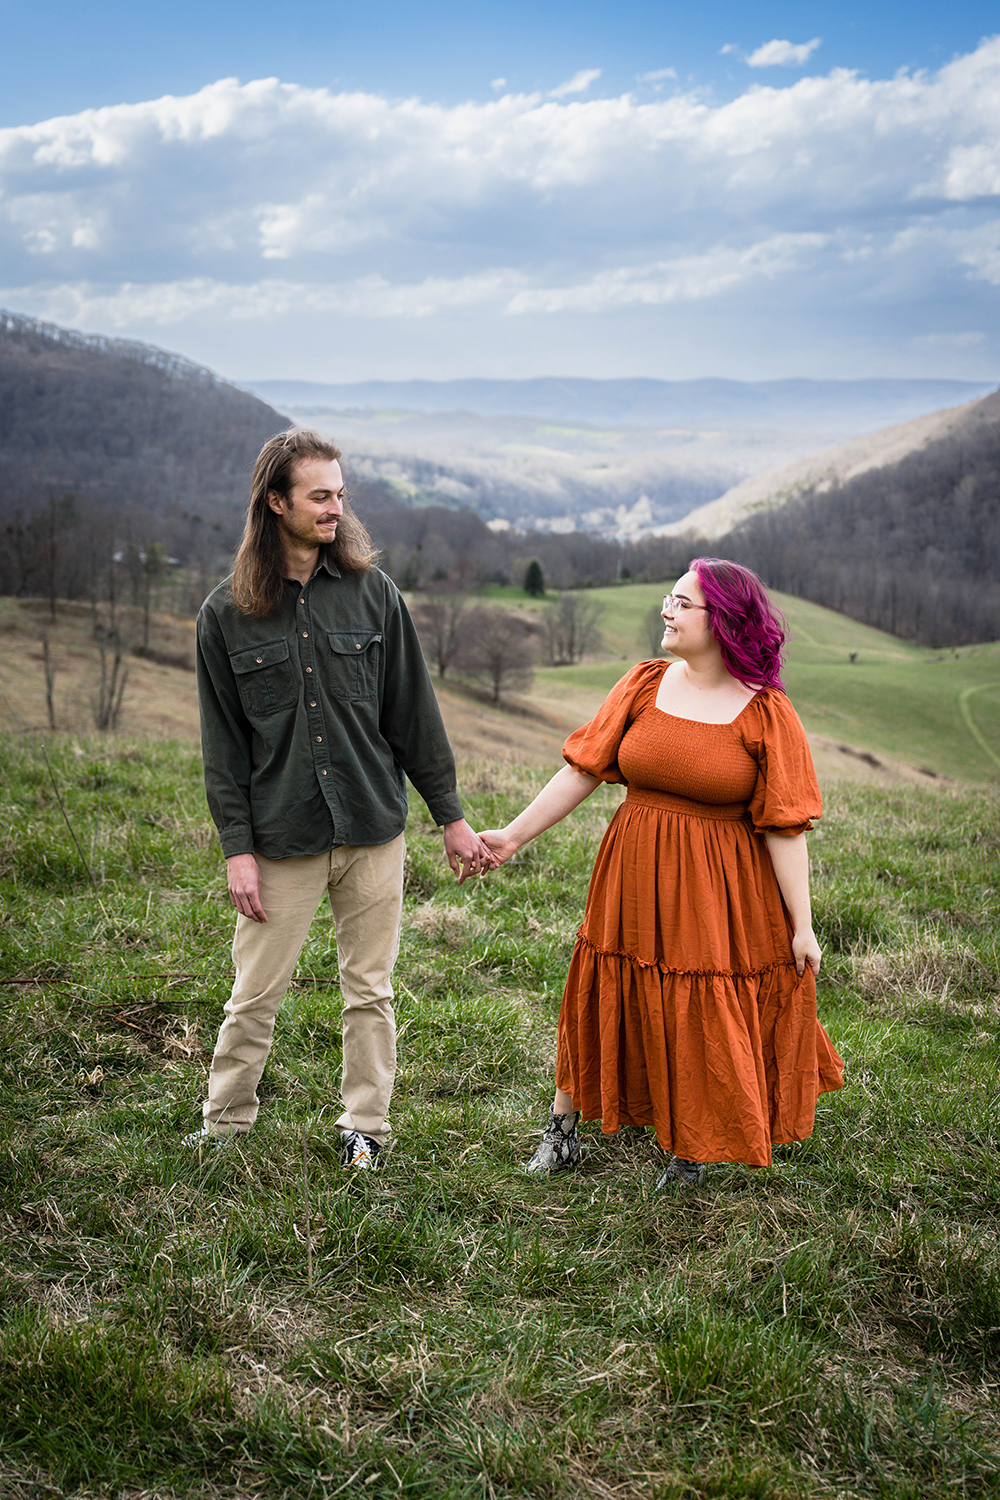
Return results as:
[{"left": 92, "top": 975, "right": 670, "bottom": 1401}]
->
[{"left": 189, "top": 427, "right": 491, "bottom": 1166}]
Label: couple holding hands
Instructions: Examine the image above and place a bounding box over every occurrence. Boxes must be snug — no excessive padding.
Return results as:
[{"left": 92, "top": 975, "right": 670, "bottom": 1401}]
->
[{"left": 189, "top": 428, "right": 842, "bottom": 1183}]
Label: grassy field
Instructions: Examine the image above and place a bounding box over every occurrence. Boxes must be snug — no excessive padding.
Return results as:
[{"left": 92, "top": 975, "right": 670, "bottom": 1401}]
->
[
  {"left": 2, "top": 733, "right": 999, "bottom": 1498},
  {"left": 2, "top": 589, "right": 998, "bottom": 784},
  {"left": 507, "top": 582, "right": 1000, "bottom": 785}
]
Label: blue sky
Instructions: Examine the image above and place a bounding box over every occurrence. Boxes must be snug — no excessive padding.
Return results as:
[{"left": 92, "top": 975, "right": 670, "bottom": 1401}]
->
[{"left": 1, "top": 1, "right": 998, "bottom": 385}]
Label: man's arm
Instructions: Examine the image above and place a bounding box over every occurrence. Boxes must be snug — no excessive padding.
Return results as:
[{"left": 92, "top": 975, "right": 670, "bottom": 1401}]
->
[
  {"left": 195, "top": 606, "right": 256, "bottom": 859},
  {"left": 377, "top": 587, "right": 495, "bottom": 878}
]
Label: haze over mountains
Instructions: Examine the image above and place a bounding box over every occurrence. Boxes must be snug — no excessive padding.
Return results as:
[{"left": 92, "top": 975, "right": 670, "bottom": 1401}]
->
[
  {"left": 246, "top": 375, "right": 995, "bottom": 537},
  {"left": 245, "top": 377, "right": 993, "bottom": 433}
]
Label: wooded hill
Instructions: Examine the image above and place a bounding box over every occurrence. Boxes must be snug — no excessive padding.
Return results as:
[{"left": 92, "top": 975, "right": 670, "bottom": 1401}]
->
[
  {"left": 707, "top": 388, "right": 1000, "bottom": 648},
  {"left": 0, "top": 310, "right": 287, "bottom": 601}
]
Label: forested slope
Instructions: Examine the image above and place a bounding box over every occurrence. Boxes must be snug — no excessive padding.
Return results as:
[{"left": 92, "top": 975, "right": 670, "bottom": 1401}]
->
[
  {"left": 712, "top": 388, "right": 1000, "bottom": 647},
  {"left": 0, "top": 310, "right": 287, "bottom": 595}
]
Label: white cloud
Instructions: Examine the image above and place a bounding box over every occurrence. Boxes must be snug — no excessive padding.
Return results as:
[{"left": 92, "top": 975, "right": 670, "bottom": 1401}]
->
[
  {"left": 0, "top": 42, "right": 998, "bottom": 377},
  {"left": 747, "top": 38, "right": 822, "bottom": 69},
  {"left": 719, "top": 44, "right": 738, "bottom": 57},
  {"left": 639, "top": 68, "right": 677, "bottom": 83},
  {"left": 506, "top": 236, "right": 827, "bottom": 313},
  {"left": 0, "top": 270, "right": 531, "bottom": 326},
  {"left": 0, "top": 240, "right": 827, "bottom": 326},
  {"left": 548, "top": 69, "right": 601, "bottom": 98},
  {"left": 490, "top": 78, "right": 507, "bottom": 92}
]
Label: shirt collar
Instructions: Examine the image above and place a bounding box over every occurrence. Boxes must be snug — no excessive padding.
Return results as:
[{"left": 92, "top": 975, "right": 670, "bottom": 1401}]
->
[{"left": 288, "top": 548, "right": 341, "bottom": 584}]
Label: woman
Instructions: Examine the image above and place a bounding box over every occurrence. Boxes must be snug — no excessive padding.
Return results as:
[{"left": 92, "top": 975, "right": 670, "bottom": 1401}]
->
[{"left": 482, "top": 558, "right": 843, "bottom": 1186}]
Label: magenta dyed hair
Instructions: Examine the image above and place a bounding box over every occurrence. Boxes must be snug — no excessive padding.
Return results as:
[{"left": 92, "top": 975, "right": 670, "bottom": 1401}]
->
[{"left": 689, "top": 557, "right": 786, "bottom": 690}]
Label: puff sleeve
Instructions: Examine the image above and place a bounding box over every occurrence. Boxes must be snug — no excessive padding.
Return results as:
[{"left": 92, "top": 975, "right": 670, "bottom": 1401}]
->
[
  {"left": 740, "top": 690, "right": 822, "bottom": 835},
  {"left": 562, "top": 661, "right": 664, "bottom": 784}
]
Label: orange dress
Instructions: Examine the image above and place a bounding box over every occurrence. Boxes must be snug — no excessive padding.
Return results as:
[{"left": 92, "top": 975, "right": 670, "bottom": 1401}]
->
[{"left": 557, "top": 660, "right": 843, "bottom": 1167}]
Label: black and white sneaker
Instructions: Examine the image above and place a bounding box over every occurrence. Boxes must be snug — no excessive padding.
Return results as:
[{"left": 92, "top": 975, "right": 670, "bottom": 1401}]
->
[
  {"left": 524, "top": 1108, "right": 582, "bottom": 1173},
  {"left": 656, "top": 1155, "right": 706, "bottom": 1189},
  {"left": 181, "top": 1125, "right": 226, "bottom": 1148},
  {"left": 340, "top": 1129, "right": 381, "bottom": 1170}
]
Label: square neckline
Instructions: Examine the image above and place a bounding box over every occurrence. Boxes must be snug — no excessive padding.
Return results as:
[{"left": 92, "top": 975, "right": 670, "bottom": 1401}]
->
[{"left": 651, "top": 660, "right": 761, "bottom": 727}]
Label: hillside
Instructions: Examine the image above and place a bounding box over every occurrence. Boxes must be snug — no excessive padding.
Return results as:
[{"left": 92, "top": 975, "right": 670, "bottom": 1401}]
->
[
  {"left": 2, "top": 585, "right": 997, "bottom": 785},
  {"left": 659, "top": 391, "right": 996, "bottom": 539},
  {"left": 3, "top": 738, "right": 999, "bottom": 1499},
  {"left": 0, "top": 310, "right": 289, "bottom": 593},
  {"left": 707, "top": 389, "right": 1000, "bottom": 648}
]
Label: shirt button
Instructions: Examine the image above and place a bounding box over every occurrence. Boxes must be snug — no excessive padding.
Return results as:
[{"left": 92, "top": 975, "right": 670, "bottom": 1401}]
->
[
  {"left": 321, "top": 769, "right": 327, "bottom": 776},
  {"left": 256, "top": 657, "right": 262, "bottom": 664},
  {"left": 302, "top": 631, "right": 309, "bottom": 638},
  {"left": 355, "top": 643, "right": 361, "bottom": 649},
  {"left": 300, "top": 597, "right": 305, "bottom": 604},
  {"left": 306, "top": 667, "right": 313, "bottom": 673},
  {"left": 310, "top": 700, "right": 317, "bottom": 707},
  {"left": 316, "top": 736, "right": 323, "bottom": 743}
]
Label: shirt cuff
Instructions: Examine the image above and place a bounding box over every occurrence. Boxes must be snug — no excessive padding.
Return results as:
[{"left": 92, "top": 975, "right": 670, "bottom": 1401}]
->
[
  {"left": 219, "top": 826, "right": 255, "bottom": 857},
  {"left": 428, "top": 792, "right": 465, "bottom": 826}
]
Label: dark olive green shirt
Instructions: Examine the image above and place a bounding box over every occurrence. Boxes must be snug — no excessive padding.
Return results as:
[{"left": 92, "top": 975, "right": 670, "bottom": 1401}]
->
[{"left": 196, "top": 557, "right": 464, "bottom": 859}]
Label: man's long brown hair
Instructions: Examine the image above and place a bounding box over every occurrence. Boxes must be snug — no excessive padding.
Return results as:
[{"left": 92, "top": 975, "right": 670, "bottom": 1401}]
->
[{"left": 231, "top": 428, "right": 378, "bottom": 618}]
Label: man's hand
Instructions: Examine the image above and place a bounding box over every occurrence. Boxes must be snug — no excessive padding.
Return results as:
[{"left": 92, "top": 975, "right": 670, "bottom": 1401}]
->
[
  {"left": 227, "top": 852, "right": 268, "bottom": 922},
  {"left": 442, "top": 819, "right": 498, "bottom": 884}
]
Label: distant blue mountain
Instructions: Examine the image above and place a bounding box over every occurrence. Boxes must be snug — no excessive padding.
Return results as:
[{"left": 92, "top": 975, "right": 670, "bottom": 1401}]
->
[{"left": 240, "top": 376, "right": 997, "bottom": 434}]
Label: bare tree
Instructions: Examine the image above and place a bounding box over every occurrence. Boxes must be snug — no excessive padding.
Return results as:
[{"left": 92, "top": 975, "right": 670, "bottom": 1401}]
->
[
  {"left": 541, "top": 593, "right": 604, "bottom": 666},
  {"left": 92, "top": 627, "right": 130, "bottom": 730},
  {"left": 453, "top": 607, "right": 535, "bottom": 705},
  {"left": 411, "top": 587, "right": 472, "bottom": 678}
]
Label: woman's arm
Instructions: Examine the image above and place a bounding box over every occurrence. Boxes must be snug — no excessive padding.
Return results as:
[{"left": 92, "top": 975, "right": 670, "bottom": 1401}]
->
[
  {"left": 480, "top": 764, "right": 601, "bottom": 864},
  {"left": 763, "top": 830, "right": 821, "bottom": 977}
]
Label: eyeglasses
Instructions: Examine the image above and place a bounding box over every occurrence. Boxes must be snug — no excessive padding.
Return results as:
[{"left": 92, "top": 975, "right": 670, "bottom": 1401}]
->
[{"left": 663, "top": 593, "right": 709, "bottom": 613}]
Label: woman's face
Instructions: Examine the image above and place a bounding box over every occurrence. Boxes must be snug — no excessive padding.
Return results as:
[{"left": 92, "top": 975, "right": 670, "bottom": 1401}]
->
[{"left": 661, "top": 570, "right": 714, "bottom": 656}]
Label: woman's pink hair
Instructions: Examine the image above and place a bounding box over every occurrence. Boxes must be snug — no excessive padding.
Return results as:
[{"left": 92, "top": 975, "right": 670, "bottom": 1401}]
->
[{"left": 689, "top": 557, "right": 786, "bottom": 690}]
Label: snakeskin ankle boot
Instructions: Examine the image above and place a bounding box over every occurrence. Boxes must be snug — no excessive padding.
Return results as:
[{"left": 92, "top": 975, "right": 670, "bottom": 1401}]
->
[{"left": 524, "top": 1107, "right": 582, "bottom": 1174}]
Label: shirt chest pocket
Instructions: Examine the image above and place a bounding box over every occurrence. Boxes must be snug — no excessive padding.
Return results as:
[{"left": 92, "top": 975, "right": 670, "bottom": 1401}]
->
[
  {"left": 325, "top": 630, "right": 382, "bottom": 700},
  {"left": 230, "top": 639, "right": 298, "bottom": 718}
]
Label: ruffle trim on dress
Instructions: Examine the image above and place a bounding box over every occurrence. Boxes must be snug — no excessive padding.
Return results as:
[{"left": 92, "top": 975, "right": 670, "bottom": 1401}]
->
[{"left": 573, "top": 929, "right": 798, "bottom": 981}]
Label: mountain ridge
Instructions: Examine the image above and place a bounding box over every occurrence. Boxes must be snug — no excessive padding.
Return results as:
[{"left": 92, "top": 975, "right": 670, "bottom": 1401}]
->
[{"left": 243, "top": 375, "right": 997, "bottom": 434}]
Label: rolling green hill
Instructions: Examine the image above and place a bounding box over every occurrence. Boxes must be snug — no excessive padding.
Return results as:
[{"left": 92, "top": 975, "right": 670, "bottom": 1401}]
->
[
  {"left": 499, "top": 582, "right": 1000, "bottom": 784},
  {"left": 2, "top": 583, "right": 997, "bottom": 784}
]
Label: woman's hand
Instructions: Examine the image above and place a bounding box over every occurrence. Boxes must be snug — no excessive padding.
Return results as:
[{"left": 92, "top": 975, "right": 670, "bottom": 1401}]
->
[
  {"left": 791, "top": 927, "right": 821, "bottom": 977},
  {"left": 479, "top": 829, "right": 519, "bottom": 866}
]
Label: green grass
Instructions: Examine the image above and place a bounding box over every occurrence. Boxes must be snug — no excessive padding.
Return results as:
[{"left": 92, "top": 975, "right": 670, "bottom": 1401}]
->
[
  {"left": 497, "top": 580, "right": 1000, "bottom": 784},
  {"left": 2, "top": 734, "right": 1000, "bottom": 1497}
]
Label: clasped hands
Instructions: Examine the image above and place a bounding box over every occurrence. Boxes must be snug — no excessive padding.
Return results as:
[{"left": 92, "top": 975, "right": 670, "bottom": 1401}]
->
[{"left": 442, "top": 819, "right": 516, "bottom": 883}]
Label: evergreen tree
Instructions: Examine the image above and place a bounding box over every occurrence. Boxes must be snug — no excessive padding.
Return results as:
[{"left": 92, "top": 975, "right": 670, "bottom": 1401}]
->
[{"left": 524, "top": 559, "right": 545, "bottom": 597}]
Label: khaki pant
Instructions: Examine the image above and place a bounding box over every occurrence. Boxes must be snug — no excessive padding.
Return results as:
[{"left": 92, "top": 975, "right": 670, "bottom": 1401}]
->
[{"left": 202, "top": 835, "right": 405, "bottom": 1145}]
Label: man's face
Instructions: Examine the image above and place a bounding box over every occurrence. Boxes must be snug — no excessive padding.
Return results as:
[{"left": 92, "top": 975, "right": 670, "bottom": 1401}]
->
[{"left": 267, "top": 457, "right": 345, "bottom": 550}]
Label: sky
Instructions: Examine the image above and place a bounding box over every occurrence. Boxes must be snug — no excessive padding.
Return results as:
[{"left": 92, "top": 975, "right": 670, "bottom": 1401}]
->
[{"left": 1, "top": 1, "right": 998, "bottom": 385}]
